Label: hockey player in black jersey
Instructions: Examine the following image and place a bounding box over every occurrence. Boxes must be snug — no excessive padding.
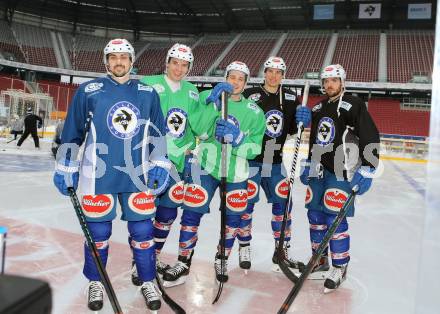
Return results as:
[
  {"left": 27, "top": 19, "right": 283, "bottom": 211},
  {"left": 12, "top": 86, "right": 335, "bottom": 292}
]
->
[
  {"left": 300, "top": 64, "right": 380, "bottom": 292},
  {"left": 240, "top": 56, "right": 311, "bottom": 274}
]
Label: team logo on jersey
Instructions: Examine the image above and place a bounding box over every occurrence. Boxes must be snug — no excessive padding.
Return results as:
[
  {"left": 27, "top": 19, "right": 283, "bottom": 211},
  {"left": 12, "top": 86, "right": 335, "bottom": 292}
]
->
[
  {"left": 316, "top": 117, "right": 335, "bottom": 146},
  {"left": 247, "top": 102, "right": 260, "bottom": 113},
  {"left": 305, "top": 186, "right": 313, "bottom": 204},
  {"left": 312, "top": 103, "right": 322, "bottom": 112},
  {"left": 128, "top": 192, "right": 156, "bottom": 215},
  {"left": 184, "top": 184, "right": 208, "bottom": 207},
  {"left": 107, "top": 101, "right": 140, "bottom": 139},
  {"left": 226, "top": 189, "right": 248, "bottom": 212},
  {"left": 340, "top": 101, "right": 352, "bottom": 112},
  {"left": 247, "top": 179, "right": 258, "bottom": 200},
  {"left": 85, "top": 82, "right": 103, "bottom": 93},
  {"left": 248, "top": 93, "right": 261, "bottom": 102},
  {"left": 265, "top": 110, "right": 284, "bottom": 138},
  {"left": 285, "top": 93, "right": 296, "bottom": 101},
  {"left": 152, "top": 84, "right": 165, "bottom": 94},
  {"left": 275, "top": 179, "right": 289, "bottom": 199},
  {"left": 324, "top": 188, "right": 348, "bottom": 212},
  {"left": 82, "top": 194, "right": 114, "bottom": 218},
  {"left": 138, "top": 84, "right": 153, "bottom": 92},
  {"left": 189, "top": 90, "right": 199, "bottom": 101},
  {"left": 166, "top": 108, "right": 187, "bottom": 138},
  {"left": 168, "top": 181, "right": 185, "bottom": 203}
]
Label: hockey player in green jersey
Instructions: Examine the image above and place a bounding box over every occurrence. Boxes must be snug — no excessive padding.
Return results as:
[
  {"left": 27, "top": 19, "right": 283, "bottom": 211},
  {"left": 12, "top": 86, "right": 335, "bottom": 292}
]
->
[
  {"left": 162, "top": 61, "right": 266, "bottom": 287},
  {"left": 130, "top": 43, "right": 200, "bottom": 285}
]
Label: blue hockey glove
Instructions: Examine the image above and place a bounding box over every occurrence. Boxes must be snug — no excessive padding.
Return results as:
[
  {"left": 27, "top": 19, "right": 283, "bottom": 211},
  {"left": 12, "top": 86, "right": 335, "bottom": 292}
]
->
[
  {"left": 147, "top": 160, "right": 171, "bottom": 195},
  {"left": 215, "top": 119, "right": 245, "bottom": 147},
  {"left": 350, "top": 166, "right": 375, "bottom": 195},
  {"left": 299, "top": 159, "right": 311, "bottom": 185},
  {"left": 296, "top": 106, "right": 311, "bottom": 127},
  {"left": 206, "top": 82, "right": 233, "bottom": 110},
  {"left": 53, "top": 158, "right": 79, "bottom": 196}
]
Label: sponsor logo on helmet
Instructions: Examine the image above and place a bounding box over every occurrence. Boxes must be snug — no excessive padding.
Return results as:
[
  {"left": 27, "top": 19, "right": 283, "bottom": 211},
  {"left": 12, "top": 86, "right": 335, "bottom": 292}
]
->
[
  {"left": 265, "top": 110, "right": 284, "bottom": 138},
  {"left": 107, "top": 101, "right": 141, "bottom": 139},
  {"left": 247, "top": 179, "right": 258, "bottom": 200},
  {"left": 226, "top": 189, "right": 247, "bottom": 212},
  {"left": 316, "top": 117, "right": 335, "bottom": 146},
  {"left": 305, "top": 186, "right": 313, "bottom": 204},
  {"left": 273, "top": 58, "right": 281, "bottom": 63},
  {"left": 111, "top": 39, "right": 123, "bottom": 44},
  {"left": 275, "top": 179, "right": 289, "bottom": 198},
  {"left": 82, "top": 194, "right": 114, "bottom": 218},
  {"left": 166, "top": 108, "right": 187, "bottom": 138},
  {"left": 178, "top": 47, "right": 188, "bottom": 52},
  {"left": 168, "top": 181, "right": 185, "bottom": 203},
  {"left": 325, "top": 66, "right": 334, "bottom": 71},
  {"left": 184, "top": 184, "right": 208, "bottom": 207},
  {"left": 324, "top": 189, "right": 348, "bottom": 211},
  {"left": 128, "top": 192, "right": 156, "bottom": 215}
]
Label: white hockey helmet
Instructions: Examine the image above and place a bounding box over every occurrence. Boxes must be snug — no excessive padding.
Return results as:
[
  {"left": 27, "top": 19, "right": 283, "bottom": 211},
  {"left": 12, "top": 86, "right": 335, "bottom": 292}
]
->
[
  {"left": 166, "top": 43, "right": 194, "bottom": 72},
  {"left": 225, "top": 61, "right": 250, "bottom": 82},
  {"left": 320, "top": 64, "right": 346, "bottom": 89},
  {"left": 103, "top": 38, "right": 135, "bottom": 64},
  {"left": 264, "top": 56, "right": 286, "bottom": 73}
]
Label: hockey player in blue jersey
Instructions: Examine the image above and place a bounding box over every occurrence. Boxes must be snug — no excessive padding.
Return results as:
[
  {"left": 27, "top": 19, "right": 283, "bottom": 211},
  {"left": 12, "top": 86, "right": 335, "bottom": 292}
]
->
[
  {"left": 300, "top": 64, "right": 380, "bottom": 292},
  {"left": 53, "top": 38, "right": 170, "bottom": 312}
]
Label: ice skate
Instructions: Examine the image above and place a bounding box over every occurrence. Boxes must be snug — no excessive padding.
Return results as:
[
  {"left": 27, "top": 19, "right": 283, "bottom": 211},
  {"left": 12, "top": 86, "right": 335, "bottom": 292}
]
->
[
  {"left": 304, "top": 256, "right": 330, "bottom": 280},
  {"left": 214, "top": 253, "right": 228, "bottom": 283},
  {"left": 272, "top": 242, "right": 305, "bottom": 274},
  {"left": 86, "top": 281, "right": 104, "bottom": 311},
  {"left": 239, "top": 243, "right": 251, "bottom": 274},
  {"left": 324, "top": 264, "right": 348, "bottom": 293},
  {"left": 162, "top": 252, "right": 193, "bottom": 288},
  {"left": 141, "top": 281, "right": 161, "bottom": 313}
]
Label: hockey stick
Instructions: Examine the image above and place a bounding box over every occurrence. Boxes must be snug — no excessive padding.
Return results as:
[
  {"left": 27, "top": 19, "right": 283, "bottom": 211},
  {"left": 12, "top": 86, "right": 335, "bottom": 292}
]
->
[
  {"left": 212, "top": 90, "right": 228, "bottom": 304},
  {"left": 278, "top": 188, "right": 357, "bottom": 314},
  {"left": 6, "top": 138, "right": 16, "bottom": 144},
  {"left": 67, "top": 188, "right": 123, "bottom": 314},
  {"left": 276, "top": 81, "right": 310, "bottom": 283},
  {"left": 155, "top": 275, "right": 186, "bottom": 314}
]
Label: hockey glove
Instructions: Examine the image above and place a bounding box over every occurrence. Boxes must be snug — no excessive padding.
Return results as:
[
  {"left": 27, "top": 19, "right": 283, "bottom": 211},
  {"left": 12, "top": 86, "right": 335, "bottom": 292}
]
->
[
  {"left": 350, "top": 166, "right": 375, "bottom": 195},
  {"left": 206, "top": 82, "right": 233, "bottom": 110},
  {"left": 296, "top": 106, "right": 311, "bottom": 127},
  {"left": 53, "top": 158, "right": 79, "bottom": 196},
  {"left": 215, "top": 119, "right": 245, "bottom": 147},
  {"left": 147, "top": 159, "right": 171, "bottom": 195},
  {"left": 299, "top": 159, "right": 311, "bottom": 185}
]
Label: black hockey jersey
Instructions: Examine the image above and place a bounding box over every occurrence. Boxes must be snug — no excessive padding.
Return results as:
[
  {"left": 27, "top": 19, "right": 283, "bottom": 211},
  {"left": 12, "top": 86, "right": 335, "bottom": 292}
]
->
[
  {"left": 243, "top": 85, "right": 300, "bottom": 164},
  {"left": 308, "top": 94, "right": 380, "bottom": 178}
]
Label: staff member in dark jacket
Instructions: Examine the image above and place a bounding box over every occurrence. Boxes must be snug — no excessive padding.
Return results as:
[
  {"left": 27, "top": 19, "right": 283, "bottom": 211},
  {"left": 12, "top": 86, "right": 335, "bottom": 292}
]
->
[{"left": 17, "top": 107, "right": 42, "bottom": 149}]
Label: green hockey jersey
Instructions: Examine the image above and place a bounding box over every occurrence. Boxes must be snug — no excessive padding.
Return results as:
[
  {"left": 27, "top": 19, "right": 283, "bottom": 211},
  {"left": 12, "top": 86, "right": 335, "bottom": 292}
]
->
[
  {"left": 190, "top": 90, "right": 266, "bottom": 182},
  {"left": 140, "top": 74, "right": 200, "bottom": 172}
]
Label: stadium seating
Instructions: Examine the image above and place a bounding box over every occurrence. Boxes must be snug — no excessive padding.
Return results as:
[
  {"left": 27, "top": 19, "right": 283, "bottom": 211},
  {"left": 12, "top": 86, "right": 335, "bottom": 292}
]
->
[
  {"left": 387, "top": 30, "right": 434, "bottom": 83},
  {"left": 278, "top": 31, "right": 331, "bottom": 79},
  {"left": 332, "top": 30, "right": 380, "bottom": 82},
  {"left": 0, "top": 21, "right": 26, "bottom": 63}
]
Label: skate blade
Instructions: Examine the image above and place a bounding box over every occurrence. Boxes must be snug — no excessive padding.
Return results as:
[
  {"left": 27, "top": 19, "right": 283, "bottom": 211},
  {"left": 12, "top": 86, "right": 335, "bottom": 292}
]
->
[
  {"left": 272, "top": 263, "right": 301, "bottom": 275},
  {"left": 149, "top": 311, "right": 158, "bottom": 314},
  {"left": 307, "top": 271, "right": 328, "bottom": 280},
  {"left": 324, "top": 287, "right": 335, "bottom": 294},
  {"left": 162, "top": 276, "right": 187, "bottom": 288},
  {"left": 244, "top": 269, "right": 248, "bottom": 275}
]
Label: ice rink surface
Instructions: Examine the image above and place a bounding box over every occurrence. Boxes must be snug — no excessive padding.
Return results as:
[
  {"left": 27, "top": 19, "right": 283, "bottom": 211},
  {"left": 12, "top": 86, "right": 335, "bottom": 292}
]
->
[{"left": 0, "top": 137, "right": 431, "bottom": 314}]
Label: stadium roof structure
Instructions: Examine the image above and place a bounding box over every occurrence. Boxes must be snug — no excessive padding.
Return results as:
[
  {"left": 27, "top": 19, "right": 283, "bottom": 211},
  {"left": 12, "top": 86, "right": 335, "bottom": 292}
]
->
[{"left": 0, "top": 0, "right": 436, "bottom": 38}]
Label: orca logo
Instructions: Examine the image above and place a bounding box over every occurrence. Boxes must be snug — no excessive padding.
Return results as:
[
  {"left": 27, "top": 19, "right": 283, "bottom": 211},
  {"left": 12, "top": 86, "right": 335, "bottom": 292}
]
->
[
  {"left": 166, "top": 108, "right": 187, "bottom": 138},
  {"left": 107, "top": 101, "right": 140, "bottom": 139},
  {"left": 265, "top": 110, "right": 283, "bottom": 138},
  {"left": 316, "top": 117, "right": 335, "bottom": 146}
]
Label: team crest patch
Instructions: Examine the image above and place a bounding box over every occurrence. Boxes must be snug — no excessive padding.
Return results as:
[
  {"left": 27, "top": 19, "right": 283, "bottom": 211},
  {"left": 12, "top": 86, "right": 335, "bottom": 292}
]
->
[
  {"left": 85, "top": 82, "right": 103, "bottom": 93},
  {"left": 152, "top": 84, "right": 165, "bottom": 94},
  {"left": 324, "top": 188, "right": 348, "bottom": 212},
  {"left": 128, "top": 192, "right": 156, "bottom": 215},
  {"left": 316, "top": 117, "right": 335, "bottom": 146},
  {"left": 166, "top": 108, "right": 188, "bottom": 138},
  {"left": 305, "top": 186, "right": 313, "bottom": 204},
  {"left": 247, "top": 102, "right": 260, "bottom": 113},
  {"left": 248, "top": 93, "right": 261, "bottom": 102},
  {"left": 265, "top": 110, "right": 283, "bottom": 138},
  {"left": 184, "top": 184, "right": 208, "bottom": 207},
  {"left": 247, "top": 179, "right": 258, "bottom": 200},
  {"left": 107, "top": 101, "right": 141, "bottom": 139},
  {"left": 168, "top": 181, "right": 185, "bottom": 203},
  {"left": 226, "top": 189, "right": 248, "bottom": 212},
  {"left": 275, "top": 179, "right": 289, "bottom": 198},
  {"left": 285, "top": 93, "right": 296, "bottom": 101},
  {"left": 82, "top": 194, "right": 114, "bottom": 218}
]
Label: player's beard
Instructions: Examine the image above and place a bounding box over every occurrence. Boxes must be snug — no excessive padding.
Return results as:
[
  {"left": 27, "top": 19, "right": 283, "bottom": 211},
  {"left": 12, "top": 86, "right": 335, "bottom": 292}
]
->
[
  {"left": 111, "top": 65, "right": 129, "bottom": 78},
  {"left": 326, "top": 86, "right": 342, "bottom": 99}
]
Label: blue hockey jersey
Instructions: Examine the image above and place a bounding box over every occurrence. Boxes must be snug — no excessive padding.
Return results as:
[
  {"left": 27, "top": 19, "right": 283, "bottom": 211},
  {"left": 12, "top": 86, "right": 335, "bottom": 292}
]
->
[{"left": 61, "top": 75, "right": 168, "bottom": 195}]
